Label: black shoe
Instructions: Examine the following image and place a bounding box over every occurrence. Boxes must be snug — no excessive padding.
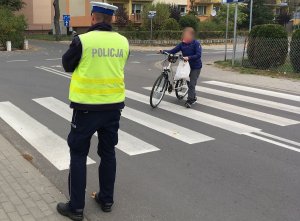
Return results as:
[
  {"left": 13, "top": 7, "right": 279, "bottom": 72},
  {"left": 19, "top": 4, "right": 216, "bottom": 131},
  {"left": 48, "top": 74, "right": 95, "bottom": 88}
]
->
[
  {"left": 185, "top": 98, "right": 197, "bottom": 108},
  {"left": 94, "top": 192, "right": 113, "bottom": 212},
  {"left": 57, "top": 202, "right": 83, "bottom": 221}
]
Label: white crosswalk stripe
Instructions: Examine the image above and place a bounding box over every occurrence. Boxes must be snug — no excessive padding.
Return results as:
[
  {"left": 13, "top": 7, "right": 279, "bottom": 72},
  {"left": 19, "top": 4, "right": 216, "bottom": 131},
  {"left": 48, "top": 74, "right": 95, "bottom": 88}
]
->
[
  {"left": 33, "top": 97, "right": 160, "bottom": 156},
  {"left": 143, "top": 87, "right": 299, "bottom": 126},
  {"left": 0, "top": 102, "right": 96, "bottom": 170},
  {"left": 122, "top": 107, "right": 214, "bottom": 144},
  {"left": 204, "top": 81, "right": 300, "bottom": 102},
  {"left": 196, "top": 86, "right": 300, "bottom": 115},
  {"left": 127, "top": 90, "right": 261, "bottom": 134}
]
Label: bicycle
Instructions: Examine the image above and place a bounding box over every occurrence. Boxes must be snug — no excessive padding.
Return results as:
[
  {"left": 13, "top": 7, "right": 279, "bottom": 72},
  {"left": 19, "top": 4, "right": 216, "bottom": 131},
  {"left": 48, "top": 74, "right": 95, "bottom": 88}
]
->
[{"left": 150, "top": 51, "right": 189, "bottom": 108}]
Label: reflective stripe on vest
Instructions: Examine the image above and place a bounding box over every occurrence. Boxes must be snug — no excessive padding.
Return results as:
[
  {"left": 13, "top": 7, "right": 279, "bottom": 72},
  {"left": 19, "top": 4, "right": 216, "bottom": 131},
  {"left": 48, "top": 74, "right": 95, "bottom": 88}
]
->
[{"left": 69, "top": 31, "right": 129, "bottom": 105}]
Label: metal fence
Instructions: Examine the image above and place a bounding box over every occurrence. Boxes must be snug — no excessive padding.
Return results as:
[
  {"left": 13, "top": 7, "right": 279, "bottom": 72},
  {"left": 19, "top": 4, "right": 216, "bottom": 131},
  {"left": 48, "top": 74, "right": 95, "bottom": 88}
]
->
[{"left": 235, "top": 37, "right": 300, "bottom": 74}]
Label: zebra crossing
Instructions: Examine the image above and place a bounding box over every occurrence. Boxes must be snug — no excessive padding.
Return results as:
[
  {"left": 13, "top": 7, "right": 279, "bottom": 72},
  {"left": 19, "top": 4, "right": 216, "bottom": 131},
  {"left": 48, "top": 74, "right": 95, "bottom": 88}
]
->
[{"left": 0, "top": 65, "right": 299, "bottom": 171}]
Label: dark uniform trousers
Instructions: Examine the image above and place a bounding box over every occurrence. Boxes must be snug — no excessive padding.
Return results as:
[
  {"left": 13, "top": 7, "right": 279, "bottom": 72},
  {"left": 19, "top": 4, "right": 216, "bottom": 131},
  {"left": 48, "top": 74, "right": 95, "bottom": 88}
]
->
[{"left": 67, "top": 109, "right": 121, "bottom": 210}]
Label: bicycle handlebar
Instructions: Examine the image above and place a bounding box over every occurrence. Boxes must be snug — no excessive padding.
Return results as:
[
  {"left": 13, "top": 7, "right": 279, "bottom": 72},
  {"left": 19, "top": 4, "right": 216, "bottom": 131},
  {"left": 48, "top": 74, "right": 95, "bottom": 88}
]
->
[{"left": 160, "top": 51, "right": 183, "bottom": 60}]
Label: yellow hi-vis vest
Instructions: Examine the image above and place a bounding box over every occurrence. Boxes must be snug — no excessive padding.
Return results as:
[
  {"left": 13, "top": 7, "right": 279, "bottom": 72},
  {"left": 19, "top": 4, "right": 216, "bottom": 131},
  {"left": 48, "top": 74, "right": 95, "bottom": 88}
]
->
[{"left": 69, "top": 31, "right": 129, "bottom": 105}]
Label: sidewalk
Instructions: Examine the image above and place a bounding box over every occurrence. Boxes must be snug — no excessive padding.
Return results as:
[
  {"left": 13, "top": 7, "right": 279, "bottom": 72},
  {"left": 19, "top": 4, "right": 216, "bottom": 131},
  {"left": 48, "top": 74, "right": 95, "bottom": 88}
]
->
[{"left": 0, "top": 134, "right": 70, "bottom": 221}]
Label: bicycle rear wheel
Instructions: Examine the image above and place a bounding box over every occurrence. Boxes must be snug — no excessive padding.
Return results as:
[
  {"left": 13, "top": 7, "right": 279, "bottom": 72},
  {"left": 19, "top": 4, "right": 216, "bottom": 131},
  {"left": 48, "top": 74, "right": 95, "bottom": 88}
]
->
[
  {"left": 175, "top": 80, "right": 188, "bottom": 100},
  {"left": 150, "top": 74, "right": 168, "bottom": 108}
]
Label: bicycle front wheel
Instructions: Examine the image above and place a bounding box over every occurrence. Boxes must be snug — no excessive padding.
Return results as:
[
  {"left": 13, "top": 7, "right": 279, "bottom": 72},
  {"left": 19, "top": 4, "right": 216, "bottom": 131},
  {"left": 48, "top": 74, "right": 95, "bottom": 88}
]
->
[
  {"left": 175, "top": 80, "right": 188, "bottom": 100},
  {"left": 150, "top": 74, "right": 168, "bottom": 108}
]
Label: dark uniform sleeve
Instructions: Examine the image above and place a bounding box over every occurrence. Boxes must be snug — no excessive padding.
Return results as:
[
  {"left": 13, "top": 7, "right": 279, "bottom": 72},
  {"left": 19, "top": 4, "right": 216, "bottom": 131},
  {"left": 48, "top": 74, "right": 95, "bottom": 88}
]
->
[{"left": 62, "top": 36, "right": 82, "bottom": 73}]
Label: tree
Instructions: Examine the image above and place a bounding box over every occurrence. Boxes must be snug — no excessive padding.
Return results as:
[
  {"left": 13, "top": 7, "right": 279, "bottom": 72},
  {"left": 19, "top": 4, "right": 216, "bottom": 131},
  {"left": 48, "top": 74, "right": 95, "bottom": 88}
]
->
[
  {"left": 241, "top": 0, "right": 274, "bottom": 27},
  {"left": 0, "top": 0, "right": 25, "bottom": 11},
  {"left": 142, "top": 3, "right": 170, "bottom": 30},
  {"left": 214, "top": 4, "right": 248, "bottom": 29},
  {"left": 162, "top": 18, "right": 180, "bottom": 30},
  {"left": 53, "top": 0, "right": 61, "bottom": 40},
  {"left": 169, "top": 4, "right": 181, "bottom": 22},
  {"left": 188, "top": 0, "right": 197, "bottom": 15},
  {"left": 115, "top": 6, "right": 129, "bottom": 27},
  {"left": 276, "top": 11, "right": 291, "bottom": 26},
  {"left": 179, "top": 15, "right": 200, "bottom": 32}
]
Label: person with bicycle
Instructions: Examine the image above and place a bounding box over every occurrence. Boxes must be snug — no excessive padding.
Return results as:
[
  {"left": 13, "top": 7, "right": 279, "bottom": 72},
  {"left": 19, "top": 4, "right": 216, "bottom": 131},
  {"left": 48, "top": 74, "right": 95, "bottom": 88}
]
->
[{"left": 161, "top": 27, "right": 202, "bottom": 108}]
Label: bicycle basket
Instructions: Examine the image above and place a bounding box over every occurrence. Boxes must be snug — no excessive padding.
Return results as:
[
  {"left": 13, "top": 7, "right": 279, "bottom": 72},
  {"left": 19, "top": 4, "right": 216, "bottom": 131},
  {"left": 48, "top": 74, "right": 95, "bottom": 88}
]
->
[{"left": 168, "top": 55, "right": 178, "bottom": 63}]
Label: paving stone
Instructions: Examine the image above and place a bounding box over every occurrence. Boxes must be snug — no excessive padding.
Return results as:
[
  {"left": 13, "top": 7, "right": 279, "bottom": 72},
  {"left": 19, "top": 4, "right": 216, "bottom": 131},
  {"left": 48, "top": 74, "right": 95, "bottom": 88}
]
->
[
  {"left": 0, "top": 193, "right": 8, "bottom": 203},
  {"left": 7, "top": 211, "right": 22, "bottom": 221},
  {"left": 42, "top": 194, "right": 56, "bottom": 204},
  {"left": 15, "top": 190, "right": 29, "bottom": 200},
  {"left": 21, "top": 214, "right": 35, "bottom": 221},
  {"left": 28, "top": 207, "right": 44, "bottom": 219},
  {"left": 36, "top": 200, "right": 50, "bottom": 212},
  {"left": 28, "top": 192, "right": 41, "bottom": 201},
  {"left": 8, "top": 195, "right": 22, "bottom": 206},
  {"left": 1, "top": 202, "right": 15, "bottom": 213},
  {"left": 0, "top": 209, "right": 8, "bottom": 219},
  {"left": 16, "top": 204, "right": 29, "bottom": 216},
  {"left": 22, "top": 198, "right": 36, "bottom": 209}
]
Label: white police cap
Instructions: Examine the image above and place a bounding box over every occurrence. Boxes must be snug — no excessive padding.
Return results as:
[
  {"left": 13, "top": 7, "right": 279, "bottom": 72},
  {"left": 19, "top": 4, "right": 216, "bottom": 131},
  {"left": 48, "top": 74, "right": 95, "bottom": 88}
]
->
[{"left": 90, "top": 1, "right": 118, "bottom": 15}]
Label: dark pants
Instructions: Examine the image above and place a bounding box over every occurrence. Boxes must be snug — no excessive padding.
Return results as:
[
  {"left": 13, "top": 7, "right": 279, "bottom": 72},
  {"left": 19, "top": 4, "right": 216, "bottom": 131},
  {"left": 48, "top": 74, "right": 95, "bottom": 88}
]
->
[
  {"left": 67, "top": 109, "right": 121, "bottom": 210},
  {"left": 187, "top": 69, "right": 201, "bottom": 101}
]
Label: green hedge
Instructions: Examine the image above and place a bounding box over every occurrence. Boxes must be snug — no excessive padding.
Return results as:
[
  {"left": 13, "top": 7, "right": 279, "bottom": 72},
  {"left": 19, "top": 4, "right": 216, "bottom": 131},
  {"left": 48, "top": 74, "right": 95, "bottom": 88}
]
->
[
  {"left": 118, "top": 30, "right": 248, "bottom": 40},
  {"left": 290, "top": 29, "right": 300, "bottom": 73},
  {"left": 247, "top": 24, "right": 288, "bottom": 69},
  {"left": 0, "top": 7, "right": 27, "bottom": 49}
]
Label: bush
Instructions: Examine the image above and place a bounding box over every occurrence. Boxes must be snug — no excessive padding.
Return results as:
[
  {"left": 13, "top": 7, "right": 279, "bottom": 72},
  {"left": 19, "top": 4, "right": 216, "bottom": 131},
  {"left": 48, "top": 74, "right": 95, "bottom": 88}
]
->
[
  {"left": 200, "top": 20, "right": 226, "bottom": 32},
  {"left": 179, "top": 15, "right": 200, "bottom": 32},
  {"left": 247, "top": 24, "right": 288, "bottom": 69},
  {"left": 162, "top": 18, "right": 180, "bottom": 31},
  {"left": 290, "top": 30, "right": 300, "bottom": 73},
  {"left": 0, "top": 7, "right": 27, "bottom": 49}
]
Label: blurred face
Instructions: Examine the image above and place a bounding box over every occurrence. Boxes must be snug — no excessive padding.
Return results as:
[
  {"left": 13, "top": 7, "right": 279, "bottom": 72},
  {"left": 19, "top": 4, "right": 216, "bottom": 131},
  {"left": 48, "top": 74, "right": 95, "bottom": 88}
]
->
[{"left": 182, "top": 28, "right": 195, "bottom": 42}]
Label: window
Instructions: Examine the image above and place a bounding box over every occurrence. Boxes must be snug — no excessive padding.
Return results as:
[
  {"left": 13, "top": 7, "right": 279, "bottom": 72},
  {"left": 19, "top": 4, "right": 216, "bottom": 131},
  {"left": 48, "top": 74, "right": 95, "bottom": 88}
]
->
[
  {"left": 132, "top": 4, "right": 142, "bottom": 14},
  {"left": 197, "top": 6, "right": 207, "bottom": 16},
  {"left": 178, "top": 5, "right": 186, "bottom": 14}
]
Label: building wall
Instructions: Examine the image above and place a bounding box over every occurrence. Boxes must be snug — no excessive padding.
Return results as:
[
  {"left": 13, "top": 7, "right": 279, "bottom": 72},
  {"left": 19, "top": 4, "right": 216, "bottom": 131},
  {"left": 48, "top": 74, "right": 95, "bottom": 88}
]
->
[
  {"left": 66, "top": 0, "right": 152, "bottom": 28},
  {"left": 19, "top": 0, "right": 54, "bottom": 31},
  {"left": 187, "top": 0, "right": 221, "bottom": 21}
]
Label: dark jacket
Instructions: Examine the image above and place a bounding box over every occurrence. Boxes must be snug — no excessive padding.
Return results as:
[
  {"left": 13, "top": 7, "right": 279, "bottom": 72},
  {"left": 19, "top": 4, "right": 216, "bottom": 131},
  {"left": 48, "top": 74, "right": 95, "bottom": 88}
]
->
[
  {"left": 163, "top": 40, "right": 202, "bottom": 69},
  {"left": 62, "top": 23, "right": 125, "bottom": 111}
]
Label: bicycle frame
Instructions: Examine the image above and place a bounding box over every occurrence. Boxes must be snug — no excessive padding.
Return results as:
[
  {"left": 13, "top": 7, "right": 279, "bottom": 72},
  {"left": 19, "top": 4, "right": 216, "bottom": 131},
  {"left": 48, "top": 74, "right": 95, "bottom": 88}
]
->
[{"left": 161, "top": 55, "right": 178, "bottom": 90}]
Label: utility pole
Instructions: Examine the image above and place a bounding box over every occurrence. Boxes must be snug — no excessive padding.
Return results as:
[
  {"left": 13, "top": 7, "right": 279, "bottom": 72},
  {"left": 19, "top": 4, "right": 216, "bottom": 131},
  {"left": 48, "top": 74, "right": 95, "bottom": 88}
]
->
[
  {"left": 225, "top": 3, "right": 230, "bottom": 61},
  {"left": 148, "top": 11, "right": 156, "bottom": 41},
  {"left": 232, "top": 2, "right": 238, "bottom": 66},
  {"left": 249, "top": 0, "right": 253, "bottom": 32}
]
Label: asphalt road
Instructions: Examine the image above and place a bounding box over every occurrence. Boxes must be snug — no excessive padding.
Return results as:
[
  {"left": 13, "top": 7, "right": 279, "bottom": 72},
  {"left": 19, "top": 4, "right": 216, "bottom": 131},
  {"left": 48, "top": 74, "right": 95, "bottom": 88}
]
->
[{"left": 0, "top": 40, "right": 300, "bottom": 221}]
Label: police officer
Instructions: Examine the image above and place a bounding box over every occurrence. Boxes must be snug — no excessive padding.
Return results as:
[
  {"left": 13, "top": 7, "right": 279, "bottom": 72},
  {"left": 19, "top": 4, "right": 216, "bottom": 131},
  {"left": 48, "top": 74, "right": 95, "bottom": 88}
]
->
[{"left": 57, "top": 2, "right": 129, "bottom": 221}]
